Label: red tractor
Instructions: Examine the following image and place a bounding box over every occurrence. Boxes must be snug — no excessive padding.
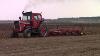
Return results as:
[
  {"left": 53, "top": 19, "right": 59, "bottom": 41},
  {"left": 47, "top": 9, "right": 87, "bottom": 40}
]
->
[{"left": 12, "top": 11, "right": 48, "bottom": 37}]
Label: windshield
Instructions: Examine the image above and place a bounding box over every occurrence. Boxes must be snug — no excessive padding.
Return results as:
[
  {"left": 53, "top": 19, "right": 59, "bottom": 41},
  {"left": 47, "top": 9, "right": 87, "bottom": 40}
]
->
[
  {"left": 22, "top": 15, "right": 31, "bottom": 20},
  {"left": 34, "top": 15, "right": 42, "bottom": 20}
]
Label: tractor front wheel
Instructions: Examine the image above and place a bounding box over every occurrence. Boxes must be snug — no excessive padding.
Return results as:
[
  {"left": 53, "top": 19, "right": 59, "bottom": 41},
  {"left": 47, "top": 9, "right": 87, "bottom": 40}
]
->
[{"left": 23, "top": 29, "right": 32, "bottom": 38}]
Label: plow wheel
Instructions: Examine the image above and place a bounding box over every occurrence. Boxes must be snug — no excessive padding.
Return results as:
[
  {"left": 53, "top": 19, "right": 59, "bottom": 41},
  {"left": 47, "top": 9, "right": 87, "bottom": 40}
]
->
[{"left": 39, "top": 24, "right": 48, "bottom": 37}]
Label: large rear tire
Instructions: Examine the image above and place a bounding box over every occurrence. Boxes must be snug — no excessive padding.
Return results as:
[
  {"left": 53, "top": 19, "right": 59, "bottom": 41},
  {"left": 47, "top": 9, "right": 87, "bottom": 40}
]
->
[{"left": 39, "top": 23, "right": 48, "bottom": 37}]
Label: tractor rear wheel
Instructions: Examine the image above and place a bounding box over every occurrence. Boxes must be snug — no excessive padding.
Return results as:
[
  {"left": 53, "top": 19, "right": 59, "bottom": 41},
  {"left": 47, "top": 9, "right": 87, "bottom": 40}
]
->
[{"left": 39, "top": 24, "right": 48, "bottom": 37}]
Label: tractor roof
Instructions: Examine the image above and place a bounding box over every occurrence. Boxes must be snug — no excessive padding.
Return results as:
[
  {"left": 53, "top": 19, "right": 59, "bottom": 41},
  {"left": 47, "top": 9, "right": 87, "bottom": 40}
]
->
[{"left": 22, "top": 11, "right": 41, "bottom": 15}]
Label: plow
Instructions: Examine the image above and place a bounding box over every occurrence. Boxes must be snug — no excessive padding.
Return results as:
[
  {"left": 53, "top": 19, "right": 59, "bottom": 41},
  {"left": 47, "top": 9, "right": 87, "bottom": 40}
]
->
[{"left": 11, "top": 11, "right": 84, "bottom": 38}]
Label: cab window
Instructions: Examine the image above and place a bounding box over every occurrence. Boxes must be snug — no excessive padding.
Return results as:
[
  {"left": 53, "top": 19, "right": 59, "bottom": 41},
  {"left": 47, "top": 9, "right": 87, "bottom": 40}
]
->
[
  {"left": 38, "top": 15, "right": 41, "bottom": 19},
  {"left": 22, "top": 16, "right": 27, "bottom": 20},
  {"left": 28, "top": 16, "right": 31, "bottom": 20},
  {"left": 22, "top": 16, "right": 31, "bottom": 20},
  {"left": 34, "top": 15, "right": 42, "bottom": 20},
  {"left": 34, "top": 16, "right": 38, "bottom": 20}
]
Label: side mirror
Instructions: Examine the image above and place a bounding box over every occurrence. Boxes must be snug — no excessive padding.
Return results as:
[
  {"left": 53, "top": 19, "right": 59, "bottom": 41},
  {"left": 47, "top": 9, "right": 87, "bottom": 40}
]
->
[{"left": 19, "top": 17, "right": 21, "bottom": 20}]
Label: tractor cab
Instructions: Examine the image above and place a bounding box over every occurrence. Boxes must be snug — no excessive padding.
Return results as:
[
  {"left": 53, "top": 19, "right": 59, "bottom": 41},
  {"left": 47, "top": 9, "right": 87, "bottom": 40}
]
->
[
  {"left": 19, "top": 11, "right": 32, "bottom": 25},
  {"left": 21, "top": 11, "right": 43, "bottom": 21},
  {"left": 21, "top": 13, "right": 31, "bottom": 21},
  {"left": 19, "top": 11, "right": 44, "bottom": 31}
]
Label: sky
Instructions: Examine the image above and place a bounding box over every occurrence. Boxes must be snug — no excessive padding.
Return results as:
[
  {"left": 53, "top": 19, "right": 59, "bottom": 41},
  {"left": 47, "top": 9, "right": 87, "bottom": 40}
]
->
[{"left": 0, "top": 0, "right": 100, "bottom": 20}]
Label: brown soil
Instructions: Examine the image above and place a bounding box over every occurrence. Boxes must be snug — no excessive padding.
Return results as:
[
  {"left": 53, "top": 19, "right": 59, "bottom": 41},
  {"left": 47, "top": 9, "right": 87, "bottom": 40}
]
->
[
  {"left": 0, "top": 35, "right": 100, "bottom": 56},
  {"left": 0, "top": 23, "right": 100, "bottom": 56}
]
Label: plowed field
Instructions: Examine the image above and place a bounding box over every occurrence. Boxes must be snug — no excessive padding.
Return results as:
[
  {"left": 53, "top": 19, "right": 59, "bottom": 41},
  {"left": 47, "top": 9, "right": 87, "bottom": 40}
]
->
[
  {"left": 0, "top": 35, "right": 100, "bottom": 56},
  {"left": 0, "top": 23, "right": 100, "bottom": 56}
]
